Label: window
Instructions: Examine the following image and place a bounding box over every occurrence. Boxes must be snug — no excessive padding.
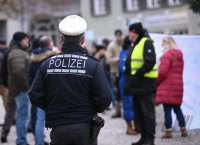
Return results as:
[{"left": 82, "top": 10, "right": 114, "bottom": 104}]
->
[
  {"left": 168, "top": 0, "right": 181, "bottom": 6},
  {"left": 171, "top": 29, "right": 188, "bottom": 35},
  {"left": 147, "top": 0, "right": 160, "bottom": 9},
  {"left": 91, "top": 0, "right": 110, "bottom": 16},
  {"left": 30, "top": 18, "right": 59, "bottom": 45},
  {"left": 124, "top": 0, "right": 139, "bottom": 12}
]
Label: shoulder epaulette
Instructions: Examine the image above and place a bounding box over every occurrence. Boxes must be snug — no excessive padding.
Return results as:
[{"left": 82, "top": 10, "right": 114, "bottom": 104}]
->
[{"left": 86, "top": 54, "right": 97, "bottom": 61}]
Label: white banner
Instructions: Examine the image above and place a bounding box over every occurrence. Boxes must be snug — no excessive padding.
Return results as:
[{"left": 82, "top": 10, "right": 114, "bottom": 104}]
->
[{"left": 150, "top": 33, "right": 200, "bottom": 130}]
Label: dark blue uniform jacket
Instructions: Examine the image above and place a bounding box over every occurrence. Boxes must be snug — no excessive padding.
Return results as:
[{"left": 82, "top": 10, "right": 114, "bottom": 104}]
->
[{"left": 28, "top": 43, "right": 112, "bottom": 128}]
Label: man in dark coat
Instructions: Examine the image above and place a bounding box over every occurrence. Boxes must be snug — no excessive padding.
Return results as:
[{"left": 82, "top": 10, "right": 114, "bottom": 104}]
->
[
  {"left": 29, "top": 36, "right": 56, "bottom": 145},
  {"left": 7, "top": 31, "right": 31, "bottom": 145},
  {"left": 125, "top": 23, "right": 157, "bottom": 145}
]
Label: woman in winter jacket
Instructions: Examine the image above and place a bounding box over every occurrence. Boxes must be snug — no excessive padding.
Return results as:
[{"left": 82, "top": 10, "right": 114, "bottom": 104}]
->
[
  {"left": 119, "top": 36, "right": 138, "bottom": 135},
  {"left": 155, "top": 37, "right": 188, "bottom": 138}
]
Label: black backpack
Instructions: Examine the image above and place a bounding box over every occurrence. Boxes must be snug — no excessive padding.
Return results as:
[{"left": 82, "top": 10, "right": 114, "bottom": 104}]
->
[{"left": 0, "top": 49, "right": 10, "bottom": 87}]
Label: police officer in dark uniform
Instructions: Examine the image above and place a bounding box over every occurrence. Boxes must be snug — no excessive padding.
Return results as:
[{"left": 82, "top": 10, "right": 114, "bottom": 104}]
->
[{"left": 28, "top": 15, "right": 112, "bottom": 145}]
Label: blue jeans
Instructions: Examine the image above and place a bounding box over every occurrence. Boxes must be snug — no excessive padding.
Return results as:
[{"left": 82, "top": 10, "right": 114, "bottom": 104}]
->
[
  {"left": 35, "top": 108, "right": 45, "bottom": 145},
  {"left": 15, "top": 91, "right": 30, "bottom": 145},
  {"left": 163, "top": 104, "right": 186, "bottom": 129}
]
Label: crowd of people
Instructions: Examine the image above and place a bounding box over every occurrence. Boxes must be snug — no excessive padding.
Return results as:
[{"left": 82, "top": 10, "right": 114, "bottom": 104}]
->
[
  {"left": 0, "top": 33, "right": 59, "bottom": 145},
  {"left": 0, "top": 15, "right": 188, "bottom": 145}
]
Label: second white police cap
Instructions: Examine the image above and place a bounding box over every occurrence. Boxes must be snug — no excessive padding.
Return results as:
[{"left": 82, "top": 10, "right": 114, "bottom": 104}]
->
[{"left": 59, "top": 15, "right": 87, "bottom": 36}]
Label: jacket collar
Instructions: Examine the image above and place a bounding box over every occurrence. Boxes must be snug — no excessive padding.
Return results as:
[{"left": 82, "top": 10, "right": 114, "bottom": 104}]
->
[
  {"left": 11, "top": 41, "right": 27, "bottom": 51},
  {"left": 61, "top": 43, "right": 86, "bottom": 54},
  {"left": 134, "top": 35, "right": 143, "bottom": 46}
]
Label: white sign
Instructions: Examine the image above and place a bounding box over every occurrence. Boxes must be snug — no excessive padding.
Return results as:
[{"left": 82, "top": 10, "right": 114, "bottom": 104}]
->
[
  {"left": 150, "top": 33, "right": 200, "bottom": 130},
  {"left": 144, "top": 12, "right": 188, "bottom": 28}
]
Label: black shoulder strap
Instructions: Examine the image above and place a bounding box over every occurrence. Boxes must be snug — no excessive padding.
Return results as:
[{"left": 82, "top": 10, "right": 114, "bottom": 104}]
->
[{"left": 125, "top": 47, "right": 134, "bottom": 76}]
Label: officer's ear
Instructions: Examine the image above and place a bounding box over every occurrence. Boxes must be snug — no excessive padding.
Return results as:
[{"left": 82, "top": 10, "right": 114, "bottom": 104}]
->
[
  {"left": 80, "top": 35, "right": 85, "bottom": 45},
  {"left": 60, "top": 35, "right": 64, "bottom": 45}
]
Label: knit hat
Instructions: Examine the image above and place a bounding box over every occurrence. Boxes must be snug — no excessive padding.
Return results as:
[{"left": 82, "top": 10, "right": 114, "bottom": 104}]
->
[
  {"left": 13, "top": 32, "right": 28, "bottom": 42},
  {"left": 129, "top": 22, "right": 144, "bottom": 36},
  {"left": 96, "top": 45, "right": 106, "bottom": 51},
  {"left": 114, "top": 29, "right": 123, "bottom": 36}
]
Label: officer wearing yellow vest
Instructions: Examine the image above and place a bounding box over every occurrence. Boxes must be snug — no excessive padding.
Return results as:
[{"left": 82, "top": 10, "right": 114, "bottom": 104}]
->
[{"left": 125, "top": 23, "right": 157, "bottom": 145}]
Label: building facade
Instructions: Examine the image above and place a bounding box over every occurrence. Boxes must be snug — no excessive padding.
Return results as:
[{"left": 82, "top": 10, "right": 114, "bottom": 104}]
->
[
  {"left": 1, "top": 0, "right": 200, "bottom": 46},
  {"left": 81, "top": 0, "right": 200, "bottom": 42},
  {"left": 0, "top": 0, "right": 80, "bottom": 45}
]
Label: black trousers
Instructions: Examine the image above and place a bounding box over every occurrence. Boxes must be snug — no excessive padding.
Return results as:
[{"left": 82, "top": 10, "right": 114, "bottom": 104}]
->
[
  {"left": 115, "top": 76, "right": 121, "bottom": 101},
  {"left": 133, "top": 93, "right": 155, "bottom": 141},
  {"left": 50, "top": 123, "right": 97, "bottom": 145},
  {"left": 110, "top": 74, "right": 121, "bottom": 101}
]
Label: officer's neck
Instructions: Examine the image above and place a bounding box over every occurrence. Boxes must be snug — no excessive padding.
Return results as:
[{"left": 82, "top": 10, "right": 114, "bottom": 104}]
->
[{"left": 61, "top": 43, "right": 85, "bottom": 54}]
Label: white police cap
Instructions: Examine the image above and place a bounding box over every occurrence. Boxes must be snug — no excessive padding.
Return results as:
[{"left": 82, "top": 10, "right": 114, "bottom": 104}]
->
[{"left": 59, "top": 15, "right": 87, "bottom": 36}]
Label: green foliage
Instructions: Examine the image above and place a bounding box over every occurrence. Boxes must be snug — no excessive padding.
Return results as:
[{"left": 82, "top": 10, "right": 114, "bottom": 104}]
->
[{"left": 181, "top": 0, "right": 200, "bottom": 14}]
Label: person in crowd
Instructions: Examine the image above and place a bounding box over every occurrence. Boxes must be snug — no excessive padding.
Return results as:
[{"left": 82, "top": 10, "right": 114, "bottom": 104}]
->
[
  {"left": 118, "top": 36, "right": 138, "bottom": 135},
  {"left": 29, "top": 36, "right": 56, "bottom": 145},
  {"left": 0, "top": 39, "right": 18, "bottom": 143},
  {"left": 95, "top": 45, "right": 110, "bottom": 82},
  {"left": 7, "top": 31, "right": 31, "bottom": 145},
  {"left": 155, "top": 37, "right": 188, "bottom": 138},
  {"left": 0, "top": 38, "right": 8, "bottom": 111},
  {"left": 102, "top": 38, "right": 110, "bottom": 49},
  {"left": 29, "top": 15, "right": 112, "bottom": 145},
  {"left": 106, "top": 29, "right": 123, "bottom": 118},
  {"left": 28, "top": 38, "right": 40, "bottom": 135},
  {"left": 51, "top": 39, "right": 61, "bottom": 54},
  {"left": 125, "top": 23, "right": 157, "bottom": 145}
]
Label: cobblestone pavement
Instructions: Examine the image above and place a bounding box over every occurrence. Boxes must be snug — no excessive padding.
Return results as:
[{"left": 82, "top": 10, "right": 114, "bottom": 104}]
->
[{"left": 1, "top": 97, "right": 200, "bottom": 145}]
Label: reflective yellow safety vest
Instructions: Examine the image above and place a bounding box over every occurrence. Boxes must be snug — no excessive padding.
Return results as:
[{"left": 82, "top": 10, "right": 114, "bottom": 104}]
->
[{"left": 130, "top": 37, "right": 158, "bottom": 78}]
